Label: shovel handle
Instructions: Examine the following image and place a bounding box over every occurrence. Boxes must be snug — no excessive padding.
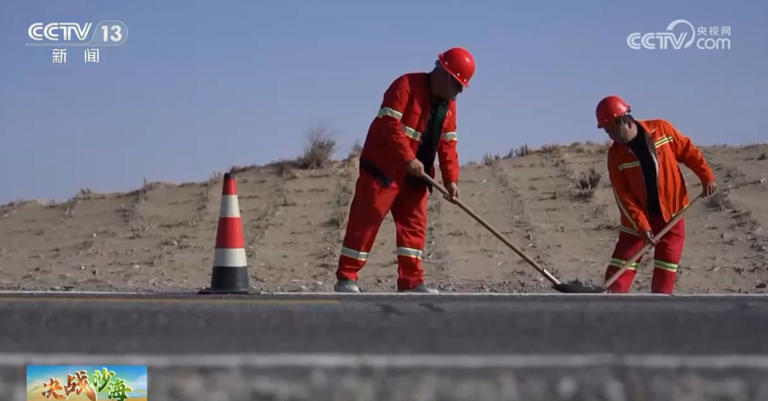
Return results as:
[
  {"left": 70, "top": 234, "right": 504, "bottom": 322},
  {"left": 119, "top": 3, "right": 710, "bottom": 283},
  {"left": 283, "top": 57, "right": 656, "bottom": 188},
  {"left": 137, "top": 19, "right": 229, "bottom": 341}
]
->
[
  {"left": 603, "top": 193, "right": 702, "bottom": 289},
  {"left": 420, "top": 173, "right": 562, "bottom": 285}
]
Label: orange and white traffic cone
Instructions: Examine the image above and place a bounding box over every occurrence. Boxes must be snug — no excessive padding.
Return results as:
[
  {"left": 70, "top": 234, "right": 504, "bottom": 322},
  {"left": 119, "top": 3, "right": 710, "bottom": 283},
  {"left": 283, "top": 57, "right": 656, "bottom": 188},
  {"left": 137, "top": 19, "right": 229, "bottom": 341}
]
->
[{"left": 200, "top": 173, "right": 250, "bottom": 294}]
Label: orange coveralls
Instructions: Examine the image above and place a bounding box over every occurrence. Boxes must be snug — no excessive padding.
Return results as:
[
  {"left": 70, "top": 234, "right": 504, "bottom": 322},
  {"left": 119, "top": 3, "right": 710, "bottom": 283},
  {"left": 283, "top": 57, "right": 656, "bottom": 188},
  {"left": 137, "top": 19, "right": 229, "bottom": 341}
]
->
[
  {"left": 606, "top": 119, "right": 715, "bottom": 293},
  {"left": 337, "top": 72, "right": 460, "bottom": 290}
]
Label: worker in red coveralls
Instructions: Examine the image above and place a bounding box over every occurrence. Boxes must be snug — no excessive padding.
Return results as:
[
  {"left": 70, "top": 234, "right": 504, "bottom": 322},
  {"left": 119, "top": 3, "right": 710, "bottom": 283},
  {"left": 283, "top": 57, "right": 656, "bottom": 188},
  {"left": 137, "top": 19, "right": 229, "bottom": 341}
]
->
[
  {"left": 597, "top": 95, "right": 717, "bottom": 294},
  {"left": 334, "top": 47, "right": 475, "bottom": 293}
]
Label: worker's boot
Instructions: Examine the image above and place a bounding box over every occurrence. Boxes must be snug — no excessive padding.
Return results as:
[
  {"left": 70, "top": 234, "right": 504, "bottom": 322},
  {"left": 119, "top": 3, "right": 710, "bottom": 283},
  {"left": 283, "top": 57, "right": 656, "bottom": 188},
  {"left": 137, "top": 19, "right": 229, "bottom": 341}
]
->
[
  {"left": 334, "top": 279, "right": 361, "bottom": 293},
  {"left": 398, "top": 284, "right": 439, "bottom": 294}
]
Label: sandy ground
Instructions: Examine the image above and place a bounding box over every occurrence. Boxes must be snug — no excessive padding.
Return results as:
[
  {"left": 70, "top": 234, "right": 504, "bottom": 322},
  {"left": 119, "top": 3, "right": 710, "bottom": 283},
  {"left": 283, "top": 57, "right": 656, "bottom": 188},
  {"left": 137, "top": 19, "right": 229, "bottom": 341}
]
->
[{"left": 1, "top": 143, "right": 766, "bottom": 294}]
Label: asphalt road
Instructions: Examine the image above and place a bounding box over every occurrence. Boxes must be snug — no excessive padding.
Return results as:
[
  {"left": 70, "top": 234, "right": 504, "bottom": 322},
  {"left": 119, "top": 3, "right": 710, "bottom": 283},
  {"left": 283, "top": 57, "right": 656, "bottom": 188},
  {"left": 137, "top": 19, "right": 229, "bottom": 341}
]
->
[
  {"left": 3, "top": 292, "right": 768, "bottom": 401},
  {"left": 2, "top": 292, "right": 768, "bottom": 355}
]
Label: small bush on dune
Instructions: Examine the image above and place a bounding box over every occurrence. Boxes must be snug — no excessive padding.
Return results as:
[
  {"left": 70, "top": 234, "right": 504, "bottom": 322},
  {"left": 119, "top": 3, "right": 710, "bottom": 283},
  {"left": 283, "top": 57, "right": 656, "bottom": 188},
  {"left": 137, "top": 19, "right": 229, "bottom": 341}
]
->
[
  {"left": 578, "top": 168, "right": 601, "bottom": 189},
  {"left": 482, "top": 153, "right": 500, "bottom": 165},
  {"left": 505, "top": 144, "right": 532, "bottom": 158},
  {"left": 539, "top": 143, "right": 560, "bottom": 154},
  {"left": 575, "top": 168, "right": 601, "bottom": 198},
  {"left": 298, "top": 126, "right": 337, "bottom": 169}
]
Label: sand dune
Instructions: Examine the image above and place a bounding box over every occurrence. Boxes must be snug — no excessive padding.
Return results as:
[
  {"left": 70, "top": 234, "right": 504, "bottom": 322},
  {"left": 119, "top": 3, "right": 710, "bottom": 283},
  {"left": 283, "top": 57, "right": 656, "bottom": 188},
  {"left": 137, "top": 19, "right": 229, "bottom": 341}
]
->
[{"left": 1, "top": 143, "right": 766, "bottom": 293}]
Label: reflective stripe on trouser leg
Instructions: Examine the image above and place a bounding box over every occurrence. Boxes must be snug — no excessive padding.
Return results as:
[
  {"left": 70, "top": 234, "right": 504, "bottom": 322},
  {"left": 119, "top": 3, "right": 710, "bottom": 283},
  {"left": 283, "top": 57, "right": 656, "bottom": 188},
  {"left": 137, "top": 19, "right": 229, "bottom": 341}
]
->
[
  {"left": 605, "top": 231, "right": 646, "bottom": 293},
  {"left": 651, "top": 216, "right": 685, "bottom": 294},
  {"left": 337, "top": 170, "right": 400, "bottom": 282},
  {"left": 392, "top": 183, "right": 429, "bottom": 290},
  {"left": 651, "top": 266, "right": 677, "bottom": 295},
  {"left": 397, "top": 247, "right": 423, "bottom": 260}
]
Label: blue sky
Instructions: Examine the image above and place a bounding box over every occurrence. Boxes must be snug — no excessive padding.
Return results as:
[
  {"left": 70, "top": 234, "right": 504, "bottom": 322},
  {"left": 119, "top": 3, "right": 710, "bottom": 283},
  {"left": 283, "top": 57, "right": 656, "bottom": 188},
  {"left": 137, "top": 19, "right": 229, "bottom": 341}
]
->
[{"left": 1, "top": 0, "right": 766, "bottom": 204}]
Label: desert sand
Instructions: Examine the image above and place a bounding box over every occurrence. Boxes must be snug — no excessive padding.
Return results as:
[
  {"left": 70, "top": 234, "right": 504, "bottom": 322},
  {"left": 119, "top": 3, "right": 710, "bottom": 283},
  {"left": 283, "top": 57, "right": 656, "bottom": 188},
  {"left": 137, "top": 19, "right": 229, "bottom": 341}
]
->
[{"left": 1, "top": 142, "right": 766, "bottom": 294}]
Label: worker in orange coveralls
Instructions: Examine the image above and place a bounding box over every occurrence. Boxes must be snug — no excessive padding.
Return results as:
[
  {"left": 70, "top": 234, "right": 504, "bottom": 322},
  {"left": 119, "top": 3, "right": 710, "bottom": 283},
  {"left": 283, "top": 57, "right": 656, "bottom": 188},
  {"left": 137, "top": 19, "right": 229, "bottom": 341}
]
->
[
  {"left": 597, "top": 95, "right": 718, "bottom": 294},
  {"left": 334, "top": 47, "right": 475, "bottom": 293}
]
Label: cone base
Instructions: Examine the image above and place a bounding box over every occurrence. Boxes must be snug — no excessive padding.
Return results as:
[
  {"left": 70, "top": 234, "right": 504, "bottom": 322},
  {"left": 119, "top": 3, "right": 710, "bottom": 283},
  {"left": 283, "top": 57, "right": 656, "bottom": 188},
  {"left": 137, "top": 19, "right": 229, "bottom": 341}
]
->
[{"left": 200, "top": 265, "right": 250, "bottom": 295}]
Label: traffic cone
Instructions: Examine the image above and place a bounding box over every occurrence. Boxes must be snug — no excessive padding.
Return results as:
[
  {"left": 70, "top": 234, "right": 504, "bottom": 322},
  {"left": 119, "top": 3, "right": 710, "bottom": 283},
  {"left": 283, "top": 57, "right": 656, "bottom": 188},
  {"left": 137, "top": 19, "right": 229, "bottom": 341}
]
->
[{"left": 200, "top": 173, "right": 250, "bottom": 294}]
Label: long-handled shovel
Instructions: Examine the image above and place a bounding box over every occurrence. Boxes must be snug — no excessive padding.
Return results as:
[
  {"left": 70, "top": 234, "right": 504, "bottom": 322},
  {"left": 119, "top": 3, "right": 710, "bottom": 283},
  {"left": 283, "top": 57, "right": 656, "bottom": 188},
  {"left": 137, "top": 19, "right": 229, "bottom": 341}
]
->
[
  {"left": 423, "top": 173, "right": 766, "bottom": 294},
  {"left": 420, "top": 173, "right": 603, "bottom": 293},
  {"left": 563, "top": 178, "right": 766, "bottom": 293},
  {"left": 601, "top": 178, "right": 767, "bottom": 290}
]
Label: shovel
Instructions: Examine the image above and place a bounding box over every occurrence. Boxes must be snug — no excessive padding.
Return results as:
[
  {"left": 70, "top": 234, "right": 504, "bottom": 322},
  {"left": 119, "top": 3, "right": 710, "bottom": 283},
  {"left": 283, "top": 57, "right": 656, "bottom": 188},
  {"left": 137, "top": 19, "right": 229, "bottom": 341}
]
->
[
  {"left": 423, "top": 174, "right": 765, "bottom": 294},
  {"left": 560, "top": 178, "right": 766, "bottom": 293},
  {"left": 420, "top": 173, "right": 602, "bottom": 293}
]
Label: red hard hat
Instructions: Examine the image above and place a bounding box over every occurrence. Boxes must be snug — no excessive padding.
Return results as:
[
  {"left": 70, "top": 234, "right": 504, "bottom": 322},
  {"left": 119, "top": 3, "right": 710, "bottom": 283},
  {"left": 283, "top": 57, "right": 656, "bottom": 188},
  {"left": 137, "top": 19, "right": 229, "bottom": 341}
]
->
[
  {"left": 596, "top": 95, "right": 631, "bottom": 128},
  {"left": 438, "top": 47, "right": 475, "bottom": 87}
]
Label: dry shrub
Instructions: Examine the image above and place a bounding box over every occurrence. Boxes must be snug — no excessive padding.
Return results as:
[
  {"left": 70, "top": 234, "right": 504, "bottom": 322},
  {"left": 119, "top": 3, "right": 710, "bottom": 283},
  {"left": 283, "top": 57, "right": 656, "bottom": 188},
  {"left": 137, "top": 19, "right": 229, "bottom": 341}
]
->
[
  {"left": 579, "top": 168, "right": 602, "bottom": 189},
  {"left": 575, "top": 168, "right": 601, "bottom": 198},
  {"left": 482, "top": 153, "right": 500, "bottom": 165},
  {"left": 65, "top": 188, "right": 94, "bottom": 204},
  {"left": 298, "top": 125, "right": 337, "bottom": 169},
  {"left": 539, "top": 143, "right": 560, "bottom": 154},
  {"left": 505, "top": 144, "right": 533, "bottom": 158}
]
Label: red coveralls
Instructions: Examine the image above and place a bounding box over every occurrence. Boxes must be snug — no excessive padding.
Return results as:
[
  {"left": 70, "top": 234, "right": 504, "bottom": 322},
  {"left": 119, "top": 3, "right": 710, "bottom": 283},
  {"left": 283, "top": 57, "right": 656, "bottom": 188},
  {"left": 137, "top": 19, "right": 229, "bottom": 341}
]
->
[
  {"left": 337, "top": 72, "right": 460, "bottom": 290},
  {"left": 606, "top": 119, "right": 715, "bottom": 293}
]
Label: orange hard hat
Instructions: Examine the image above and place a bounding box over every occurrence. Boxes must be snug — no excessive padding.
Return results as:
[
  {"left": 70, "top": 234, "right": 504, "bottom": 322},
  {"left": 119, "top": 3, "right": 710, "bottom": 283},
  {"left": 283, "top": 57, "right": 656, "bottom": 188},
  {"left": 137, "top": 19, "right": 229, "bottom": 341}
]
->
[
  {"left": 438, "top": 47, "right": 475, "bottom": 87},
  {"left": 596, "top": 95, "right": 631, "bottom": 128}
]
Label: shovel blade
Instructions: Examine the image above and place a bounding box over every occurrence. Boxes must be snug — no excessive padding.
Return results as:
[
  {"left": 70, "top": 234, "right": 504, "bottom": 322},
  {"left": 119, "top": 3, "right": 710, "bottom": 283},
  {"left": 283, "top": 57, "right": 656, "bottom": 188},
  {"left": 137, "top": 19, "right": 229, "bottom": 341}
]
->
[{"left": 553, "top": 281, "right": 606, "bottom": 293}]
